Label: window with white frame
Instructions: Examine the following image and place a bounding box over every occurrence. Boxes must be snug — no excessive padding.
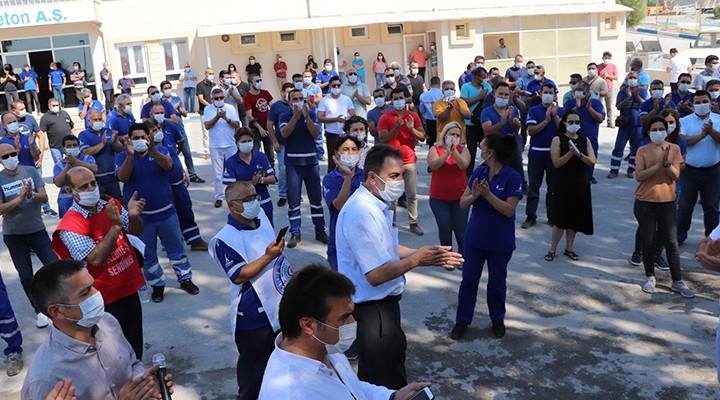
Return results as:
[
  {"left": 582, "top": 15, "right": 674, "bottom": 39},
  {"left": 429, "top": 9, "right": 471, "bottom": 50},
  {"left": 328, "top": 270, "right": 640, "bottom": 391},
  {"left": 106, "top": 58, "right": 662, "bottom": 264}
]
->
[
  {"left": 161, "top": 39, "right": 189, "bottom": 81},
  {"left": 279, "top": 31, "right": 297, "bottom": 44},
  {"left": 116, "top": 43, "right": 148, "bottom": 85},
  {"left": 350, "top": 26, "right": 368, "bottom": 39},
  {"left": 387, "top": 24, "right": 404, "bottom": 36}
]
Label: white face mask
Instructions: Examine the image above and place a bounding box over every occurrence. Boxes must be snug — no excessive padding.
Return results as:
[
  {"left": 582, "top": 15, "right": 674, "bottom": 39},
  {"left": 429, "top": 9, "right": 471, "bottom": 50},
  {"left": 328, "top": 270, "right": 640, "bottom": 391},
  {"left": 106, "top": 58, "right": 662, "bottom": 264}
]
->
[
  {"left": 123, "top": 105, "right": 132, "bottom": 114},
  {"left": 61, "top": 291, "right": 105, "bottom": 328},
  {"left": 2, "top": 156, "right": 19, "bottom": 170},
  {"left": 603, "top": 58, "right": 610, "bottom": 64},
  {"left": 649, "top": 130, "right": 667, "bottom": 144},
  {"left": 50, "top": 106, "right": 60, "bottom": 113},
  {"left": 123, "top": 75, "right": 129, "bottom": 79},
  {"left": 312, "top": 320, "right": 357, "bottom": 354},
  {"left": 330, "top": 87, "right": 341, "bottom": 96},
  {"left": 392, "top": 99, "right": 405, "bottom": 111},
  {"left": 713, "top": 63, "right": 720, "bottom": 71},
  {"left": 411, "top": 68, "right": 419, "bottom": 75},
  {"left": 542, "top": 93, "right": 554, "bottom": 104},
  {"left": 570, "top": 84, "right": 576, "bottom": 91},
  {"left": 214, "top": 100, "right": 225, "bottom": 108},
  {"left": 515, "top": 62, "right": 523, "bottom": 69},
  {"left": 74, "top": 185, "right": 100, "bottom": 207},
  {"left": 566, "top": 123, "right": 581, "bottom": 134},
  {"left": 678, "top": 83, "right": 691, "bottom": 93},
  {"left": 17, "top": 110, "right": 27, "bottom": 118},
  {"left": 695, "top": 102, "right": 711, "bottom": 116},
  {"left": 224, "top": 78, "right": 233, "bottom": 86},
  {"left": 339, "top": 153, "right": 360, "bottom": 169},
  {"left": 349, "top": 132, "right": 366, "bottom": 142},
  {"left": 6, "top": 122, "right": 20, "bottom": 134},
  {"left": 92, "top": 121, "right": 105, "bottom": 132},
  {"left": 240, "top": 199, "right": 261, "bottom": 219},
  {"left": 445, "top": 135, "right": 455, "bottom": 146},
  {"left": 667, "top": 123, "right": 677, "bottom": 132},
  {"left": 651, "top": 89, "right": 664, "bottom": 100},
  {"left": 527, "top": 67, "right": 535, "bottom": 75},
  {"left": 348, "top": 75, "right": 358, "bottom": 83},
  {"left": 294, "top": 81, "right": 303, "bottom": 90},
  {"left": 162, "top": 89, "right": 172, "bottom": 97},
  {"left": 254, "top": 81, "right": 263, "bottom": 90},
  {"left": 393, "top": 68, "right": 401, "bottom": 76},
  {"left": 575, "top": 91, "right": 585, "bottom": 100},
  {"left": 153, "top": 113, "right": 165, "bottom": 124},
  {"left": 303, "top": 77, "right": 313, "bottom": 85},
  {"left": 374, "top": 97, "right": 385, "bottom": 107},
  {"left": 495, "top": 97, "right": 509, "bottom": 108},
  {"left": 250, "top": 60, "right": 256, "bottom": 65},
  {"left": 238, "top": 141, "right": 254, "bottom": 154},
  {"left": 132, "top": 139, "right": 148, "bottom": 153},
  {"left": 207, "top": 75, "right": 214, "bottom": 82},
  {"left": 325, "top": 65, "right": 333, "bottom": 72},
  {"left": 385, "top": 76, "right": 395, "bottom": 84},
  {"left": 711, "top": 91, "right": 720, "bottom": 100},
  {"left": 375, "top": 175, "right": 405, "bottom": 202},
  {"left": 153, "top": 132, "right": 164, "bottom": 143},
  {"left": 443, "top": 89, "right": 455, "bottom": 98},
  {"left": 627, "top": 79, "right": 638, "bottom": 88},
  {"left": 534, "top": 74, "right": 543, "bottom": 81},
  {"left": 292, "top": 101, "right": 304, "bottom": 111},
  {"left": 66, "top": 148, "right": 81, "bottom": 157},
  {"left": 476, "top": 63, "right": 484, "bottom": 69},
  {"left": 587, "top": 69, "right": 597, "bottom": 77},
  {"left": 151, "top": 93, "right": 162, "bottom": 102},
  {"left": 184, "top": 67, "right": 190, "bottom": 72}
]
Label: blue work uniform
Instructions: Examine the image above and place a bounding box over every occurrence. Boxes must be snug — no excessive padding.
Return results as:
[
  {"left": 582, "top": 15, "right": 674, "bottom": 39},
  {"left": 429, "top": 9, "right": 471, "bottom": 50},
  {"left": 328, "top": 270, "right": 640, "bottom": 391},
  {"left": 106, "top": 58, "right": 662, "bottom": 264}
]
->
[
  {"left": 610, "top": 87, "right": 648, "bottom": 174},
  {"left": 525, "top": 104, "right": 562, "bottom": 222},
  {"left": 0, "top": 271, "right": 22, "bottom": 358},
  {"left": 481, "top": 105, "right": 525, "bottom": 184},
  {"left": 0, "top": 134, "right": 37, "bottom": 167},
  {"left": 140, "top": 99, "right": 177, "bottom": 120},
  {"left": 268, "top": 101, "right": 291, "bottom": 200},
  {"left": 106, "top": 109, "right": 136, "bottom": 137},
  {"left": 53, "top": 154, "right": 97, "bottom": 217},
  {"left": 78, "top": 100, "right": 105, "bottom": 129},
  {"left": 78, "top": 127, "right": 121, "bottom": 200},
  {"left": 526, "top": 78, "right": 557, "bottom": 108},
  {"left": 223, "top": 149, "right": 276, "bottom": 226},
  {"left": 668, "top": 91, "right": 694, "bottom": 117},
  {"left": 322, "top": 167, "right": 363, "bottom": 270},
  {"left": 367, "top": 107, "right": 387, "bottom": 144},
  {"left": 315, "top": 70, "right": 338, "bottom": 94}
]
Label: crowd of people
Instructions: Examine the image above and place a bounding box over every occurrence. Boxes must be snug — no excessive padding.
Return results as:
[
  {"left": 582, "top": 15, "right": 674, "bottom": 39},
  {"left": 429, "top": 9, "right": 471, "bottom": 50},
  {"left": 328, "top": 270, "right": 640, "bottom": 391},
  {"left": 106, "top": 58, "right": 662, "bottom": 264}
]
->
[{"left": 2, "top": 43, "right": 720, "bottom": 399}]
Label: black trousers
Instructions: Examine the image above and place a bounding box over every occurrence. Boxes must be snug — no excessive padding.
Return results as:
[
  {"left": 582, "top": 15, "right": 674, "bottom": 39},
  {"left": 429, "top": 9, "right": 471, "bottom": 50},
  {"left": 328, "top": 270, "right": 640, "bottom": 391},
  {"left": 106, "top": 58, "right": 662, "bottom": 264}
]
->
[
  {"left": 252, "top": 127, "right": 275, "bottom": 167},
  {"left": 418, "top": 67, "right": 427, "bottom": 80},
  {"left": 105, "top": 292, "right": 143, "bottom": 359},
  {"left": 103, "top": 89, "right": 114, "bottom": 112},
  {"left": 465, "top": 124, "right": 484, "bottom": 176},
  {"left": 354, "top": 296, "right": 407, "bottom": 390},
  {"left": 234, "top": 324, "right": 276, "bottom": 400},
  {"left": 326, "top": 133, "right": 339, "bottom": 173},
  {"left": 633, "top": 200, "right": 682, "bottom": 281},
  {"left": 425, "top": 119, "right": 437, "bottom": 147},
  {"left": 526, "top": 157, "right": 555, "bottom": 221}
]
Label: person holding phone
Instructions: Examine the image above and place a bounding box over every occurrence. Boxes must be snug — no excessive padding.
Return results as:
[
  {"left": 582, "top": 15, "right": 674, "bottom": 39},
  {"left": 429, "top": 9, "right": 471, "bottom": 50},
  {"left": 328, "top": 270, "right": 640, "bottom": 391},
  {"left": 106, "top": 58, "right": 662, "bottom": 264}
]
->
[
  {"left": 210, "top": 181, "right": 289, "bottom": 400},
  {"left": 545, "top": 110, "right": 595, "bottom": 262}
]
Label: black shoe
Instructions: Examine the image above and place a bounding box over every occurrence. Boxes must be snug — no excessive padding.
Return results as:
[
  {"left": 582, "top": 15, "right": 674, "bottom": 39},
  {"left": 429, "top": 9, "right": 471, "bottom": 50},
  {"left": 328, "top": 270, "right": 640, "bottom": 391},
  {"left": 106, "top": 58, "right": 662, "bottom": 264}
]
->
[
  {"left": 397, "top": 198, "right": 408, "bottom": 208},
  {"left": 179, "top": 279, "right": 200, "bottom": 295},
  {"left": 492, "top": 320, "right": 506, "bottom": 338},
  {"left": 450, "top": 324, "right": 468, "bottom": 340},
  {"left": 630, "top": 251, "right": 642, "bottom": 266},
  {"left": 151, "top": 286, "right": 165, "bottom": 303},
  {"left": 318, "top": 155, "right": 326, "bottom": 161},
  {"left": 43, "top": 208, "right": 58, "bottom": 217},
  {"left": 409, "top": 224, "right": 424, "bottom": 236},
  {"left": 521, "top": 219, "right": 536, "bottom": 229},
  {"left": 214, "top": 199, "right": 223, "bottom": 208},
  {"left": 315, "top": 231, "right": 329, "bottom": 244},
  {"left": 277, "top": 198, "right": 287, "bottom": 207},
  {"left": 589, "top": 177, "right": 598, "bottom": 184},
  {"left": 189, "top": 175, "right": 205, "bottom": 183},
  {"left": 287, "top": 235, "right": 301, "bottom": 248},
  {"left": 654, "top": 256, "right": 670, "bottom": 271}
]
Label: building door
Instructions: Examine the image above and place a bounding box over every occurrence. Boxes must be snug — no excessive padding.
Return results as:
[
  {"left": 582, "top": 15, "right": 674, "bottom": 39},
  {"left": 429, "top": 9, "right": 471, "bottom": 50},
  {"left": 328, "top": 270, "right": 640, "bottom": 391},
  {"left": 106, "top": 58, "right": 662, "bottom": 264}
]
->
[
  {"left": 29, "top": 50, "right": 53, "bottom": 112},
  {"left": 402, "top": 33, "right": 428, "bottom": 77}
]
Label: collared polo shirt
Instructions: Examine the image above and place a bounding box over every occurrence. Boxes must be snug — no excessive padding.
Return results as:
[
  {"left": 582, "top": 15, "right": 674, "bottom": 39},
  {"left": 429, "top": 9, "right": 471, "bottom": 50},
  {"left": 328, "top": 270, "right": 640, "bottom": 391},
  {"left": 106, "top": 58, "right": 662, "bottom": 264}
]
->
[
  {"left": 505, "top": 66, "right": 526, "bottom": 84},
  {"left": 140, "top": 99, "right": 176, "bottom": 120},
  {"left": 341, "top": 82, "right": 371, "bottom": 118},
  {"left": 53, "top": 154, "right": 97, "bottom": 215},
  {"left": 268, "top": 101, "right": 291, "bottom": 145},
  {"left": 114, "top": 147, "right": 174, "bottom": 222},
  {"left": 78, "top": 128, "right": 117, "bottom": 185},
  {"left": 561, "top": 98, "right": 605, "bottom": 140},
  {"left": 78, "top": 99, "right": 105, "bottom": 129},
  {"left": 693, "top": 69, "right": 720, "bottom": 90},
  {"left": 40, "top": 110, "right": 74, "bottom": 149},
  {"left": 0, "top": 133, "right": 38, "bottom": 167},
  {"left": 279, "top": 110, "right": 320, "bottom": 166},
  {"left": 222, "top": 149, "right": 275, "bottom": 207},
  {"left": 315, "top": 70, "right": 338, "bottom": 94},
  {"left": 419, "top": 87, "right": 443, "bottom": 121},
  {"left": 106, "top": 109, "right": 136, "bottom": 137},
  {"left": 527, "top": 104, "right": 563, "bottom": 160},
  {"left": 20, "top": 70, "right": 38, "bottom": 90},
  {"left": 377, "top": 109, "right": 421, "bottom": 164},
  {"left": 668, "top": 91, "right": 694, "bottom": 117},
  {"left": 481, "top": 105, "right": 520, "bottom": 136},
  {"left": 49, "top": 69, "right": 65, "bottom": 88},
  {"left": 679, "top": 112, "right": 720, "bottom": 167}
]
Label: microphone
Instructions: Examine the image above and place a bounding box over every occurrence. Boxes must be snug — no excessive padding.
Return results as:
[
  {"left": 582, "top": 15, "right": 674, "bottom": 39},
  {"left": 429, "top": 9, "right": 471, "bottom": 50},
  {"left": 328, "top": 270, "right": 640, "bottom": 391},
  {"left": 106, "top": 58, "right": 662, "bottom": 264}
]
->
[{"left": 152, "top": 353, "right": 172, "bottom": 400}]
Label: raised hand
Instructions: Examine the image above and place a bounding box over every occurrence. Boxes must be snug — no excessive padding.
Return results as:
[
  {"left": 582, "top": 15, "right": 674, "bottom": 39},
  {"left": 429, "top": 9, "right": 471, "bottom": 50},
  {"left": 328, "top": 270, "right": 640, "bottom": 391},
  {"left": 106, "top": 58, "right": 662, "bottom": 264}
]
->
[
  {"left": 127, "top": 190, "right": 146, "bottom": 218},
  {"left": 106, "top": 200, "right": 123, "bottom": 228}
]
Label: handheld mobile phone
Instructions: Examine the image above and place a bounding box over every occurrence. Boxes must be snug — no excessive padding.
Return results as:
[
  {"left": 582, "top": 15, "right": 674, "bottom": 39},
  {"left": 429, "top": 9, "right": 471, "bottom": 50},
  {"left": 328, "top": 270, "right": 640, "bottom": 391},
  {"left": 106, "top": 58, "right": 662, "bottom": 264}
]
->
[
  {"left": 410, "top": 387, "right": 434, "bottom": 400},
  {"left": 568, "top": 139, "right": 581, "bottom": 156},
  {"left": 275, "top": 226, "right": 289, "bottom": 245}
]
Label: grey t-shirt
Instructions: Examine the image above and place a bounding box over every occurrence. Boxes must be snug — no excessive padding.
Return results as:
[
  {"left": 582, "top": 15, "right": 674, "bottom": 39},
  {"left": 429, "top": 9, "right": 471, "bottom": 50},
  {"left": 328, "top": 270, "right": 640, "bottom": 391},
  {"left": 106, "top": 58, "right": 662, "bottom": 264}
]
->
[{"left": 0, "top": 166, "right": 45, "bottom": 235}]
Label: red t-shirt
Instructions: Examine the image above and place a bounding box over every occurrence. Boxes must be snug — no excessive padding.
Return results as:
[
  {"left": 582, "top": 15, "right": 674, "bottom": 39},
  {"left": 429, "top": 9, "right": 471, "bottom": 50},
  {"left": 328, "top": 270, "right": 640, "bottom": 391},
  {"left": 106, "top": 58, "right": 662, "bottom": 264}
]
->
[
  {"left": 274, "top": 61, "right": 288, "bottom": 78},
  {"left": 244, "top": 90, "right": 274, "bottom": 130},
  {"left": 429, "top": 145, "right": 467, "bottom": 200},
  {"left": 378, "top": 110, "right": 422, "bottom": 164}
]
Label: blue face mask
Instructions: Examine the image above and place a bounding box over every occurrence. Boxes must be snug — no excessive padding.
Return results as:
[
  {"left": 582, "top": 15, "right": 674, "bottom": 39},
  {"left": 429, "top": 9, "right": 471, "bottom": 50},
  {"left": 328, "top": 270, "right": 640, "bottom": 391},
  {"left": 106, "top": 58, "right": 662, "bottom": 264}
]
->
[
  {"left": 392, "top": 99, "right": 406, "bottom": 111},
  {"left": 495, "top": 97, "right": 509, "bottom": 108}
]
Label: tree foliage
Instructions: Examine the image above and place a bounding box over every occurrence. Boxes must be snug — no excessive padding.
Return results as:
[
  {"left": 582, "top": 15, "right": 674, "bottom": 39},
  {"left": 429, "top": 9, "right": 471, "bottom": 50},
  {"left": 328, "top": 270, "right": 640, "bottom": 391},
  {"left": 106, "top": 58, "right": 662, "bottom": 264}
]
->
[{"left": 619, "top": 0, "right": 646, "bottom": 27}]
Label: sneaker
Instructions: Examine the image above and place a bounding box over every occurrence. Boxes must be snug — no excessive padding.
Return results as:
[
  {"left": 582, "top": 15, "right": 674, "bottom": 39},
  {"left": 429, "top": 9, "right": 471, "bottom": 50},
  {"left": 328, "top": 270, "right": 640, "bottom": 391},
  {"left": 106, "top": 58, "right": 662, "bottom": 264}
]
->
[
  {"left": 189, "top": 175, "right": 206, "bottom": 183},
  {"left": 315, "top": 231, "right": 329, "bottom": 244},
  {"left": 277, "top": 198, "right": 287, "bottom": 207},
  {"left": 654, "top": 256, "right": 670, "bottom": 271},
  {"left": 491, "top": 320, "right": 506, "bottom": 338},
  {"left": 190, "top": 240, "right": 209, "bottom": 251},
  {"left": 36, "top": 313, "right": 49, "bottom": 328},
  {"left": 627, "top": 170, "right": 635, "bottom": 179},
  {"left": 521, "top": 219, "right": 536, "bottom": 229},
  {"left": 151, "top": 286, "right": 165, "bottom": 303},
  {"left": 630, "top": 251, "right": 642, "bottom": 266},
  {"left": 449, "top": 324, "right": 468, "bottom": 340},
  {"left": 409, "top": 224, "right": 424, "bottom": 236},
  {"left": 607, "top": 172, "right": 618, "bottom": 179},
  {"left": 287, "top": 235, "right": 301, "bottom": 249},
  {"left": 214, "top": 199, "right": 223, "bottom": 208},
  {"left": 180, "top": 279, "right": 200, "bottom": 295},
  {"left": 671, "top": 280, "right": 695, "bottom": 298},
  {"left": 43, "top": 208, "right": 58, "bottom": 217},
  {"left": 6, "top": 352, "right": 22, "bottom": 377},
  {"left": 642, "top": 276, "right": 656, "bottom": 294},
  {"left": 589, "top": 177, "right": 598, "bottom": 184}
]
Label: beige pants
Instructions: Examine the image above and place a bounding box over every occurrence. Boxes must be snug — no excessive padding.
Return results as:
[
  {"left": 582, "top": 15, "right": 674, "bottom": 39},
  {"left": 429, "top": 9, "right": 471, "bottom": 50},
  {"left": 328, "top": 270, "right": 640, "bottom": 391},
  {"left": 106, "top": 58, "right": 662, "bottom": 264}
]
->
[
  {"left": 390, "top": 162, "right": 418, "bottom": 226},
  {"left": 276, "top": 76, "right": 286, "bottom": 91}
]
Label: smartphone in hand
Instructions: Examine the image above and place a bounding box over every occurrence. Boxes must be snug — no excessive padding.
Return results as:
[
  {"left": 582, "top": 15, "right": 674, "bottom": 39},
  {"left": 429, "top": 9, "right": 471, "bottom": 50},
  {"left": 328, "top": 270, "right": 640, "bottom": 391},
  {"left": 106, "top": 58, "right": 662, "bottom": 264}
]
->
[{"left": 275, "top": 226, "right": 289, "bottom": 245}]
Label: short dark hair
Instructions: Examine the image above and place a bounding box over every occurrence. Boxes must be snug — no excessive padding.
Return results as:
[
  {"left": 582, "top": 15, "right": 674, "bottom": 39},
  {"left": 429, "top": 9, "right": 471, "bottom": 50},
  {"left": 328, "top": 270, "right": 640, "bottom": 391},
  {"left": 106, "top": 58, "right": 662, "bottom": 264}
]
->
[
  {"left": 128, "top": 122, "right": 149, "bottom": 136},
  {"left": 472, "top": 67, "right": 487, "bottom": 77},
  {"left": 707, "top": 79, "right": 720, "bottom": 89},
  {"left": 218, "top": 70, "right": 228, "bottom": 79},
  {"left": 234, "top": 127, "right": 254, "bottom": 142},
  {"left": 146, "top": 85, "right": 157, "bottom": 95},
  {"left": 495, "top": 81, "right": 510, "bottom": 91},
  {"left": 282, "top": 82, "right": 295, "bottom": 91},
  {"left": 541, "top": 83, "right": 556, "bottom": 92},
  {"left": 343, "top": 115, "right": 368, "bottom": 136},
  {"left": 372, "top": 88, "right": 385, "bottom": 96},
  {"left": 61, "top": 135, "right": 78, "bottom": 147},
  {"left": 677, "top": 73, "right": 692, "bottom": 82},
  {"left": 587, "top": 62, "right": 598, "bottom": 69},
  {"left": 570, "top": 73, "right": 583, "bottom": 81},
  {"left": 329, "top": 76, "right": 341, "bottom": 85},
  {"left": 650, "top": 79, "right": 665, "bottom": 88},
  {"left": 288, "top": 89, "right": 303, "bottom": 99},
  {"left": 334, "top": 135, "right": 363, "bottom": 152},
  {"left": 279, "top": 264, "right": 356, "bottom": 339},
  {"left": 160, "top": 80, "right": 172, "bottom": 90},
  {"left": 292, "top": 73, "right": 302, "bottom": 80},
  {"left": 706, "top": 55, "right": 719, "bottom": 65},
  {"left": 643, "top": 116, "right": 668, "bottom": 138},
  {"left": 362, "top": 144, "right": 401, "bottom": 181},
  {"left": 693, "top": 90, "right": 710, "bottom": 102},
  {"left": 390, "top": 87, "right": 405, "bottom": 99},
  {"left": 429, "top": 76, "right": 441, "bottom": 86},
  {"left": 484, "top": 133, "right": 517, "bottom": 164},
  {"left": 31, "top": 259, "right": 86, "bottom": 317}
]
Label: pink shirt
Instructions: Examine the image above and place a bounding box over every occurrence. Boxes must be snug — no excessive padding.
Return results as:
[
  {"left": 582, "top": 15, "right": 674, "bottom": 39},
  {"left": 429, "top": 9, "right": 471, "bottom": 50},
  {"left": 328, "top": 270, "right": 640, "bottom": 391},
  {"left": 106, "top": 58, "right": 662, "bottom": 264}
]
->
[{"left": 597, "top": 63, "right": 618, "bottom": 91}]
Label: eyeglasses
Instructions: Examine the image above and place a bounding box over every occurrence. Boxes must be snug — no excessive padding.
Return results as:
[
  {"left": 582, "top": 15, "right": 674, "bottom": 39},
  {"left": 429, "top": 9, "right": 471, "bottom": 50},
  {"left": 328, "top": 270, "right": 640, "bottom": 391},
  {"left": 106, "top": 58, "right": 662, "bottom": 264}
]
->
[
  {"left": 213, "top": 96, "right": 224, "bottom": 100},
  {"left": 230, "top": 194, "right": 258, "bottom": 203},
  {"left": 566, "top": 121, "right": 581, "bottom": 125},
  {"left": 1, "top": 152, "right": 18, "bottom": 160}
]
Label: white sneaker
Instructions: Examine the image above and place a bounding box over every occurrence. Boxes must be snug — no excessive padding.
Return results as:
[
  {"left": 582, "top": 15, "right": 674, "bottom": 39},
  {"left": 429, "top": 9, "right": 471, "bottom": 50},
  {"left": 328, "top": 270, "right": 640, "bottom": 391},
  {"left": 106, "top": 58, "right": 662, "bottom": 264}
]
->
[
  {"left": 36, "top": 313, "right": 49, "bottom": 328},
  {"left": 642, "top": 276, "right": 656, "bottom": 294}
]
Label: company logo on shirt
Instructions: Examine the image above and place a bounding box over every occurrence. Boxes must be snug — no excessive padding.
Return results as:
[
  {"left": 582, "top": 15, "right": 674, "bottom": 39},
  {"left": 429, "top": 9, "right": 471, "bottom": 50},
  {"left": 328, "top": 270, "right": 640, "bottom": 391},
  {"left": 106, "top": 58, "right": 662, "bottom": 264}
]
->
[
  {"left": 255, "top": 98, "right": 270, "bottom": 113},
  {"left": 1, "top": 178, "right": 34, "bottom": 199},
  {"left": 273, "top": 254, "right": 293, "bottom": 294}
]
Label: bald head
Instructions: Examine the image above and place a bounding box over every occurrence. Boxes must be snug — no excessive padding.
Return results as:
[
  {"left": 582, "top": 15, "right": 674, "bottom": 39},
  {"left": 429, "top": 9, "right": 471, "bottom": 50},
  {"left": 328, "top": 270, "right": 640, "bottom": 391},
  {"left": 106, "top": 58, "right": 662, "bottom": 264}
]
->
[{"left": 64, "top": 166, "right": 97, "bottom": 198}]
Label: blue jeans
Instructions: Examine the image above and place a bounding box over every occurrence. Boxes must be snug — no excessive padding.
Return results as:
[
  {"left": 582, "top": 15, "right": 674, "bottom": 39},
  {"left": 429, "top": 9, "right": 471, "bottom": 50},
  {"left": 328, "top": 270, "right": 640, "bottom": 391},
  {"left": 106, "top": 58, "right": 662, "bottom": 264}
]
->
[
  {"left": 277, "top": 144, "right": 287, "bottom": 199},
  {"left": 52, "top": 87, "right": 65, "bottom": 106},
  {"left": 176, "top": 126, "right": 197, "bottom": 177},
  {"left": 50, "top": 148, "right": 63, "bottom": 165},
  {"left": 429, "top": 198, "right": 469, "bottom": 255},
  {"left": 586, "top": 133, "right": 600, "bottom": 179},
  {"left": 315, "top": 128, "right": 325, "bottom": 158},
  {"left": 455, "top": 243, "right": 512, "bottom": 324},
  {"left": 3, "top": 230, "right": 58, "bottom": 314},
  {"left": 183, "top": 87, "right": 196, "bottom": 113},
  {"left": 610, "top": 126, "right": 642, "bottom": 174},
  {"left": 375, "top": 73, "right": 385, "bottom": 89},
  {"left": 677, "top": 164, "right": 720, "bottom": 243},
  {"left": 286, "top": 163, "right": 325, "bottom": 236},
  {"left": 0, "top": 271, "right": 22, "bottom": 356},
  {"left": 358, "top": 73, "right": 366, "bottom": 84},
  {"left": 140, "top": 213, "right": 193, "bottom": 287}
]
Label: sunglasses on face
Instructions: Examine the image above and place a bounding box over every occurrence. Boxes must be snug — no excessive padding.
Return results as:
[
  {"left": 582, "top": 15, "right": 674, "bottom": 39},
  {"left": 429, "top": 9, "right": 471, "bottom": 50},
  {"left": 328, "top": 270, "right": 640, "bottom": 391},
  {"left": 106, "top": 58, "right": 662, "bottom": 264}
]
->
[
  {"left": 348, "top": 73, "right": 358, "bottom": 76},
  {"left": 149, "top": 91, "right": 159, "bottom": 95},
  {"left": 1, "top": 152, "right": 18, "bottom": 160},
  {"left": 213, "top": 96, "right": 224, "bottom": 100},
  {"left": 385, "top": 75, "right": 394, "bottom": 78}
]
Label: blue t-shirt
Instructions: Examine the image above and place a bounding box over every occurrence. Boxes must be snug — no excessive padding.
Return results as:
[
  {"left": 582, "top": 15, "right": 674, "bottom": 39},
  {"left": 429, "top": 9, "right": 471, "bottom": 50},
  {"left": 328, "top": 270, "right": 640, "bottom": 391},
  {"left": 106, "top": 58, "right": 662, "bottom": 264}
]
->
[
  {"left": 78, "top": 100, "right": 106, "bottom": 129},
  {"left": 562, "top": 98, "right": 606, "bottom": 141},
  {"left": 106, "top": 109, "right": 136, "bottom": 137},
  {"left": 367, "top": 107, "right": 386, "bottom": 127},
  {"left": 140, "top": 99, "right": 177, "bottom": 120},
  {"left": 213, "top": 215, "right": 271, "bottom": 331},
  {"left": 526, "top": 78, "right": 557, "bottom": 107},
  {"left": 315, "top": 70, "right": 338, "bottom": 94},
  {"left": 115, "top": 147, "right": 174, "bottom": 222},
  {"left": 322, "top": 168, "right": 363, "bottom": 267},
  {"left": 0, "top": 114, "right": 41, "bottom": 136},
  {"left": 222, "top": 150, "right": 275, "bottom": 216},
  {"left": 526, "top": 104, "right": 563, "bottom": 160},
  {"left": 49, "top": 69, "right": 65, "bottom": 88},
  {"left": 20, "top": 70, "right": 38, "bottom": 90},
  {"left": 78, "top": 128, "right": 116, "bottom": 185},
  {"left": 466, "top": 165, "right": 523, "bottom": 252},
  {"left": 100, "top": 69, "right": 113, "bottom": 91},
  {"left": 279, "top": 110, "right": 319, "bottom": 166},
  {"left": 480, "top": 105, "right": 520, "bottom": 136},
  {"left": 460, "top": 81, "right": 492, "bottom": 126},
  {"left": 268, "top": 101, "right": 291, "bottom": 145},
  {"left": 0, "top": 134, "right": 38, "bottom": 167}
]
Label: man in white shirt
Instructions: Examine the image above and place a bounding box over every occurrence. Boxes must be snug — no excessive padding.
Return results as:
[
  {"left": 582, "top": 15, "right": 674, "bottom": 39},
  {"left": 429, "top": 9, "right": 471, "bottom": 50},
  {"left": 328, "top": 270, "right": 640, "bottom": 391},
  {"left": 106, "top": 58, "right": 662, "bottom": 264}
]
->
[
  {"left": 258, "top": 263, "right": 431, "bottom": 400},
  {"left": 204, "top": 86, "right": 241, "bottom": 207},
  {"left": 318, "top": 75, "right": 355, "bottom": 172},
  {"left": 666, "top": 48, "right": 693, "bottom": 93},
  {"left": 335, "top": 145, "right": 463, "bottom": 389}
]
